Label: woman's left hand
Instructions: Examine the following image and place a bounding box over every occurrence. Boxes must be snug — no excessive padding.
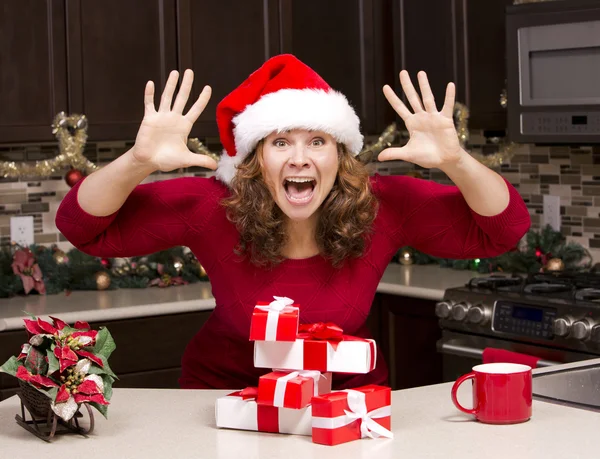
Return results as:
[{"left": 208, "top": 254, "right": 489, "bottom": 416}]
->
[{"left": 378, "top": 71, "right": 464, "bottom": 169}]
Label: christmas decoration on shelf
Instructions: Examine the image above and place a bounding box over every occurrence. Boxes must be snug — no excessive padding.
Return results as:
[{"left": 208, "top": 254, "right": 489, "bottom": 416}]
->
[
  {"left": 0, "top": 245, "right": 209, "bottom": 298},
  {"left": 398, "top": 248, "right": 414, "bottom": 265},
  {"left": 356, "top": 123, "right": 397, "bottom": 164},
  {"left": 395, "top": 225, "right": 593, "bottom": 274},
  {"left": 0, "top": 316, "right": 116, "bottom": 441},
  {"left": 0, "top": 112, "right": 97, "bottom": 179},
  {"left": 187, "top": 138, "right": 221, "bottom": 164}
]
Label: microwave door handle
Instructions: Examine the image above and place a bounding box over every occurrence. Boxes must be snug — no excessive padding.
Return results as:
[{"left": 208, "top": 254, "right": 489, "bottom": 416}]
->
[{"left": 439, "top": 342, "right": 560, "bottom": 367}]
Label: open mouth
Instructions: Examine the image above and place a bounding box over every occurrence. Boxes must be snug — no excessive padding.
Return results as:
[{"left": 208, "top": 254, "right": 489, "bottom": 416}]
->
[{"left": 283, "top": 177, "right": 316, "bottom": 204}]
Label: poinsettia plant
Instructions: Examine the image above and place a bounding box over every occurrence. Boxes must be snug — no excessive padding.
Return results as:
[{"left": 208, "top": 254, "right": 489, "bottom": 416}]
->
[{"left": 0, "top": 315, "right": 117, "bottom": 422}]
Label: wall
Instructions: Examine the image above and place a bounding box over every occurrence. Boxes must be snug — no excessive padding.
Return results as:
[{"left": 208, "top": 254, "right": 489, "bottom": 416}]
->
[{"left": 1, "top": 133, "right": 599, "bottom": 263}]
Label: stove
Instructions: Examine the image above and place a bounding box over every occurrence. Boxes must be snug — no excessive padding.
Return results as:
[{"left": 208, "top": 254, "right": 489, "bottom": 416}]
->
[{"left": 436, "top": 272, "right": 600, "bottom": 381}]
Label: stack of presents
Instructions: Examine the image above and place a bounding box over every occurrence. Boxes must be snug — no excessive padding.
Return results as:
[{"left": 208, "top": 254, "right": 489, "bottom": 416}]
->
[{"left": 215, "top": 296, "right": 394, "bottom": 446}]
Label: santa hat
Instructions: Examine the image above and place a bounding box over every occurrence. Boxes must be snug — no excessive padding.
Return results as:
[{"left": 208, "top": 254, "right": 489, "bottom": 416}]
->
[{"left": 215, "top": 54, "right": 363, "bottom": 185}]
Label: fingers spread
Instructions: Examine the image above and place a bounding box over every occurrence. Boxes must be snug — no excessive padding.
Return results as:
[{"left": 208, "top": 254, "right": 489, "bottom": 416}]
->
[
  {"left": 383, "top": 85, "right": 411, "bottom": 120},
  {"left": 417, "top": 71, "right": 437, "bottom": 112},
  {"left": 399, "top": 70, "right": 423, "bottom": 113},
  {"left": 158, "top": 70, "right": 179, "bottom": 112},
  {"left": 173, "top": 69, "right": 194, "bottom": 114},
  {"left": 441, "top": 82, "right": 456, "bottom": 118},
  {"left": 144, "top": 81, "right": 156, "bottom": 115},
  {"left": 185, "top": 85, "right": 212, "bottom": 123},
  {"left": 186, "top": 152, "right": 218, "bottom": 170}
]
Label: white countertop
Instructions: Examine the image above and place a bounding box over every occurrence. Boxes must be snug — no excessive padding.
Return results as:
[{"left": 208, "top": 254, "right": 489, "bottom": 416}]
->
[
  {"left": 1, "top": 360, "right": 598, "bottom": 458},
  {"left": 0, "top": 264, "right": 485, "bottom": 332}
]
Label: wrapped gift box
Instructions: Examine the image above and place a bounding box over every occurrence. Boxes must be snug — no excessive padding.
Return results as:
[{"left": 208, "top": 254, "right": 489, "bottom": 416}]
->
[
  {"left": 249, "top": 296, "right": 299, "bottom": 342},
  {"left": 254, "top": 323, "right": 376, "bottom": 373},
  {"left": 215, "top": 388, "right": 311, "bottom": 435},
  {"left": 311, "top": 385, "right": 393, "bottom": 446},
  {"left": 257, "top": 370, "right": 332, "bottom": 409}
]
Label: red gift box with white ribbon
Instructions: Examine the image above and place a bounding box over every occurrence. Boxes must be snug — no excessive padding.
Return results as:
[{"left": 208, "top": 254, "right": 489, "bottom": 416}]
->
[
  {"left": 249, "top": 296, "right": 299, "bottom": 342},
  {"left": 311, "top": 385, "right": 393, "bottom": 446},
  {"left": 254, "top": 322, "right": 376, "bottom": 373},
  {"left": 257, "top": 370, "right": 332, "bottom": 409},
  {"left": 215, "top": 387, "right": 311, "bottom": 435}
]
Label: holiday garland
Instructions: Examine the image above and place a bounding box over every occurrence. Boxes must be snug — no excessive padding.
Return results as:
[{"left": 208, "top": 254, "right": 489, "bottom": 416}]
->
[
  {"left": 395, "top": 225, "right": 593, "bottom": 274},
  {"left": 0, "top": 244, "right": 208, "bottom": 298}
]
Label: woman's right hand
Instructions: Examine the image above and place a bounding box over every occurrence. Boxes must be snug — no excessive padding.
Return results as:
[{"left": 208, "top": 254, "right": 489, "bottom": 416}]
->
[{"left": 132, "top": 69, "right": 218, "bottom": 172}]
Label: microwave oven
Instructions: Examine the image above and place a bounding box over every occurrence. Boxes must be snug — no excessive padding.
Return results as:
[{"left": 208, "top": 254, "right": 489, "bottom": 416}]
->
[{"left": 506, "top": 0, "right": 600, "bottom": 144}]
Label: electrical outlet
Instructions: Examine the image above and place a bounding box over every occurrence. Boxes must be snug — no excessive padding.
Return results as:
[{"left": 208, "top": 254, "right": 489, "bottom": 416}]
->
[
  {"left": 10, "top": 216, "right": 34, "bottom": 247},
  {"left": 543, "top": 195, "right": 561, "bottom": 231}
]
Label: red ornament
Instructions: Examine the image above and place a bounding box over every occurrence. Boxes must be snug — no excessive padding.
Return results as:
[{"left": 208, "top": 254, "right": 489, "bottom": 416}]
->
[
  {"left": 100, "top": 258, "right": 112, "bottom": 269},
  {"left": 65, "top": 168, "right": 84, "bottom": 188}
]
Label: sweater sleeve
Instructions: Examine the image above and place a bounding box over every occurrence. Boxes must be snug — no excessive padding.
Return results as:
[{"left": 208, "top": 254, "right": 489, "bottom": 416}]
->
[
  {"left": 371, "top": 174, "right": 531, "bottom": 259},
  {"left": 55, "top": 176, "right": 227, "bottom": 257}
]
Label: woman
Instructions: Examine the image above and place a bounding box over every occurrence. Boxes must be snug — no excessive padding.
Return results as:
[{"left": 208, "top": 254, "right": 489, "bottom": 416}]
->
[{"left": 56, "top": 55, "right": 530, "bottom": 389}]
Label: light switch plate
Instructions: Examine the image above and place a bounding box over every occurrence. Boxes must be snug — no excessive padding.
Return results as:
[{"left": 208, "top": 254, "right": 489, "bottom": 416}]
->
[
  {"left": 10, "top": 216, "right": 34, "bottom": 247},
  {"left": 543, "top": 195, "right": 561, "bottom": 231}
]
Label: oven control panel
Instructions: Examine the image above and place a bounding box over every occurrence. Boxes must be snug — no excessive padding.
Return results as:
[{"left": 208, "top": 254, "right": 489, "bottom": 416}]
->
[{"left": 493, "top": 301, "right": 557, "bottom": 340}]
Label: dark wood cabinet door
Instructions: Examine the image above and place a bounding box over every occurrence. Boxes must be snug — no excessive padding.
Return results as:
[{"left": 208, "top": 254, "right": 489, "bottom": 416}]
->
[
  {"left": 0, "top": 0, "right": 68, "bottom": 143},
  {"left": 462, "top": 0, "right": 512, "bottom": 131},
  {"left": 281, "top": 0, "right": 395, "bottom": 135},
  {"left": 66, "top": 0, "right": 177, "bottom": 141},
  {"left": 177, "top": 0, "right": 283, "bottom": 139}
]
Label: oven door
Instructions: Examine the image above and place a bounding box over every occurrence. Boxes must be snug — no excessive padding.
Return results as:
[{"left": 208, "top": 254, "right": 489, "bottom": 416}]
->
[{"left": 437, "top": 330, "right": 596, "bottom": 382}]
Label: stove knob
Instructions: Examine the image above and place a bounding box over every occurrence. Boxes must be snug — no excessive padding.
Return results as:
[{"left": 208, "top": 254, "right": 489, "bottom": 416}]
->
[
  {"left": 552, "top": 317, "right": 571, "bottom": 337},
  {"left": 466, "top": 305, "right": 487, "bottom": 324},
  {"left": 591, "top": 325, "right": 600, "bottom": 343},
  {"left": 571, "top": 320, "right": 592, "bottom": 341},
  {"left": 435, "top": 301, "right": 453, "bottom": 319},
  {"left": 451, "top": 302, "right": 469, "bottom": 321}
]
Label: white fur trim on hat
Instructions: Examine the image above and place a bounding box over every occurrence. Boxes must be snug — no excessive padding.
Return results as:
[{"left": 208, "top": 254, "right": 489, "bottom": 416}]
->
[{"left": 215, "top": 88, "right": 363, "bottom": 186}]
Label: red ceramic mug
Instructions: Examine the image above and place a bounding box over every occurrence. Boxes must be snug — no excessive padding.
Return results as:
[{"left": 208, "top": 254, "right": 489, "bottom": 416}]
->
[{"left": 451, "top": 362, "right": 532, "bottom": 424}]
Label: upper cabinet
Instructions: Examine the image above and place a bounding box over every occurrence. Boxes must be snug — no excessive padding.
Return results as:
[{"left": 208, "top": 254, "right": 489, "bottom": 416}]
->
[
  {"left": 65, "top": 0, "right": 178, "bottom": 141},
  {"left": 393, "top": 0, "right": 513, "bottom": 132},
  {"left": 177, "top": 0, "right": 283, "bottom": 139},
  {"left": 0, "top": 0, "right": 68, "bottom": 143},
  {"left": 280, "top": 0, "right": 396, "bottom": 135}
]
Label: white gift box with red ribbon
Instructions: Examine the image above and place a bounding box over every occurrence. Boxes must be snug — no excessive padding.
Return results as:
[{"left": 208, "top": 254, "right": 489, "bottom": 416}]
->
[{"left": 215, "top": 389, "right": 311, "bottom": 435}]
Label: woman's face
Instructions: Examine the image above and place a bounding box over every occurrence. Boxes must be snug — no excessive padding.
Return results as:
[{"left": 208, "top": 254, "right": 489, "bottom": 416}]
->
[{"left": 261, "top": 129, "right": 339, "bottom": 222}]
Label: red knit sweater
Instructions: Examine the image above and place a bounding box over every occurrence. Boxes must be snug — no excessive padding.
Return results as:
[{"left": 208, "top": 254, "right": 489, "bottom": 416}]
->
[{"left": 55, "top": 174, "right": 530, "bottom": 389}]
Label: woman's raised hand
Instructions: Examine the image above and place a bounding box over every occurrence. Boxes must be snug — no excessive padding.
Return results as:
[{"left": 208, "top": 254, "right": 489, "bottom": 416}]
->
[
  {"left": 132, "top": 69, "right": 218, "bottom": 172},
  {"left": 378, "top": 71, "right": 464, "bottom": 170}
]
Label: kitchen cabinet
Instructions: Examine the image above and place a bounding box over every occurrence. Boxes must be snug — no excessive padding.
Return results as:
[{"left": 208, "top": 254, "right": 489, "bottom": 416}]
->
[
  {"left": 0, "top": 0, "right": 68, "bottom": 143},
  {"left": 280, "top": 0, "right": 396, "bottom": 135},
  {"left": 393, "top": 0, "right": 512, "bottom": 132},
  {"left": 0, "top": 311, "right": 211, "bottom": 401}
]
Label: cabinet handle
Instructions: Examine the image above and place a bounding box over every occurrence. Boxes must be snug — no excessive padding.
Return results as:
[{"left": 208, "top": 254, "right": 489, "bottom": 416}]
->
[{"left": 439, "top": 341, "right": 560, "bottom": 367}]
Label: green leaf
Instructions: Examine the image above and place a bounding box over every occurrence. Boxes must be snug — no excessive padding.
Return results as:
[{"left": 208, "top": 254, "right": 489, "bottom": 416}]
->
[
  {"left": 25, "top": 347, "right": 48, "bottom": 375},
  {"left": 93, "top": 327, "right": 116, "bottom": 360},
  {"left": 22, "top": 310, "right": 37, "bottom": 320},
  {"left": 87, "top": 355, "right": 118, "bottom": 379},
  {"left": 101, "top": 374, "right": 114, "bottom": 402},
  {"left": 89, "top": 402, "right": 109, "bottom": 419},
  {"left": 0, "top": 356, "right": 21, "bottom": 377},
  {"left": 46, "top": 348, "right": 59, "bottom": 375},
  {"left": 46, "top": 386, "right": 58, "bottom": 402}
]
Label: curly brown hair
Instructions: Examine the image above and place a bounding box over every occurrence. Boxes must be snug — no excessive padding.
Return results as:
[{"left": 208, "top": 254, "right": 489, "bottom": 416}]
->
[{"left": 221, "top": 142, "right": 378, "bottom": 268}]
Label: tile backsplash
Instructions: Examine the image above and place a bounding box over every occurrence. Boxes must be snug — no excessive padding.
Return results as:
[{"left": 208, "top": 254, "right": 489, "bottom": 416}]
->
[{"left": 2, "top": 134, "right": 600, "bottom": 263}]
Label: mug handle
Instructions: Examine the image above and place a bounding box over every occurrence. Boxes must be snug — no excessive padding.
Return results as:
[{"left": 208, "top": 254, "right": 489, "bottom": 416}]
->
[{"left": 451, "top": 372, "right": 477, "bottom": 415}]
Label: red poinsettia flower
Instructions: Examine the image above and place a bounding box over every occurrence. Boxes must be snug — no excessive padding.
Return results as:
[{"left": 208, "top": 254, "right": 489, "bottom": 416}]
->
[
  {"left": 52, "top": 330, "right": 102, "bottom": 371},
  {"left": 15, "top": 365, "right": 58, "bottom": 389},
  {"left": 11, "top": 249, "right": 46, "bottom": 295},
  {"left": 149, "top": 263, "right": 187, "bottom": 288},
  {"left": 52, "top": 359, "right": 109, "bottom": 421}
]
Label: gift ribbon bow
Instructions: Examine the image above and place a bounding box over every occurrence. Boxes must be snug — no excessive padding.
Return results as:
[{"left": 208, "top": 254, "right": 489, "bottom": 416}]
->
[
  {"left": 256, "top": 296, "right": 298, "bottom": 340},
  {"left": 238, "top": 386, "right": 259, "bottom": 401},
  {"left": 311, "top": 389, "right": 393, "bottom": 439},
  {"left": 298, "top": 322, "right": 344, "bottom": 350},
  {"left": 273, "top": 370, "right": 323, "bottom": 406}
]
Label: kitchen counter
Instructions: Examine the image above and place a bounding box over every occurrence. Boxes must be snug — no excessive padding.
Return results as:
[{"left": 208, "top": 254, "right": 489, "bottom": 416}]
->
[
  {"left": 0, "top": 359, "right": 598, "bottom": 459},
  {"left": 0, "top": 264, "right": 485, "bottom": 331}
]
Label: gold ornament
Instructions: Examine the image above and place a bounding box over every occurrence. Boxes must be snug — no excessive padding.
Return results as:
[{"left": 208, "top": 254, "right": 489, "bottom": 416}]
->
[
  {"left": 187, "top": 138, "right": 221, "bottom": 164},
  {"left": 545, "top": 258, "right": 565, "bottom": 272},
  {"left": 94, "top": 271, "right": 111, "bottom": 290},
  {"left": 399, "top": 248, "right": 414, "bottom": 265},
  {"left": 0, "top": 112, "right": 98, "bottom": 179},
  {"left": 198, "top": 263, "right": 207, "bottom": 278},
  {"left": 53, "top": 250, "right": 68, "bottom": 265},
  {"left": 357, "top": 123, "right": 397, "bottom": 164}
]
